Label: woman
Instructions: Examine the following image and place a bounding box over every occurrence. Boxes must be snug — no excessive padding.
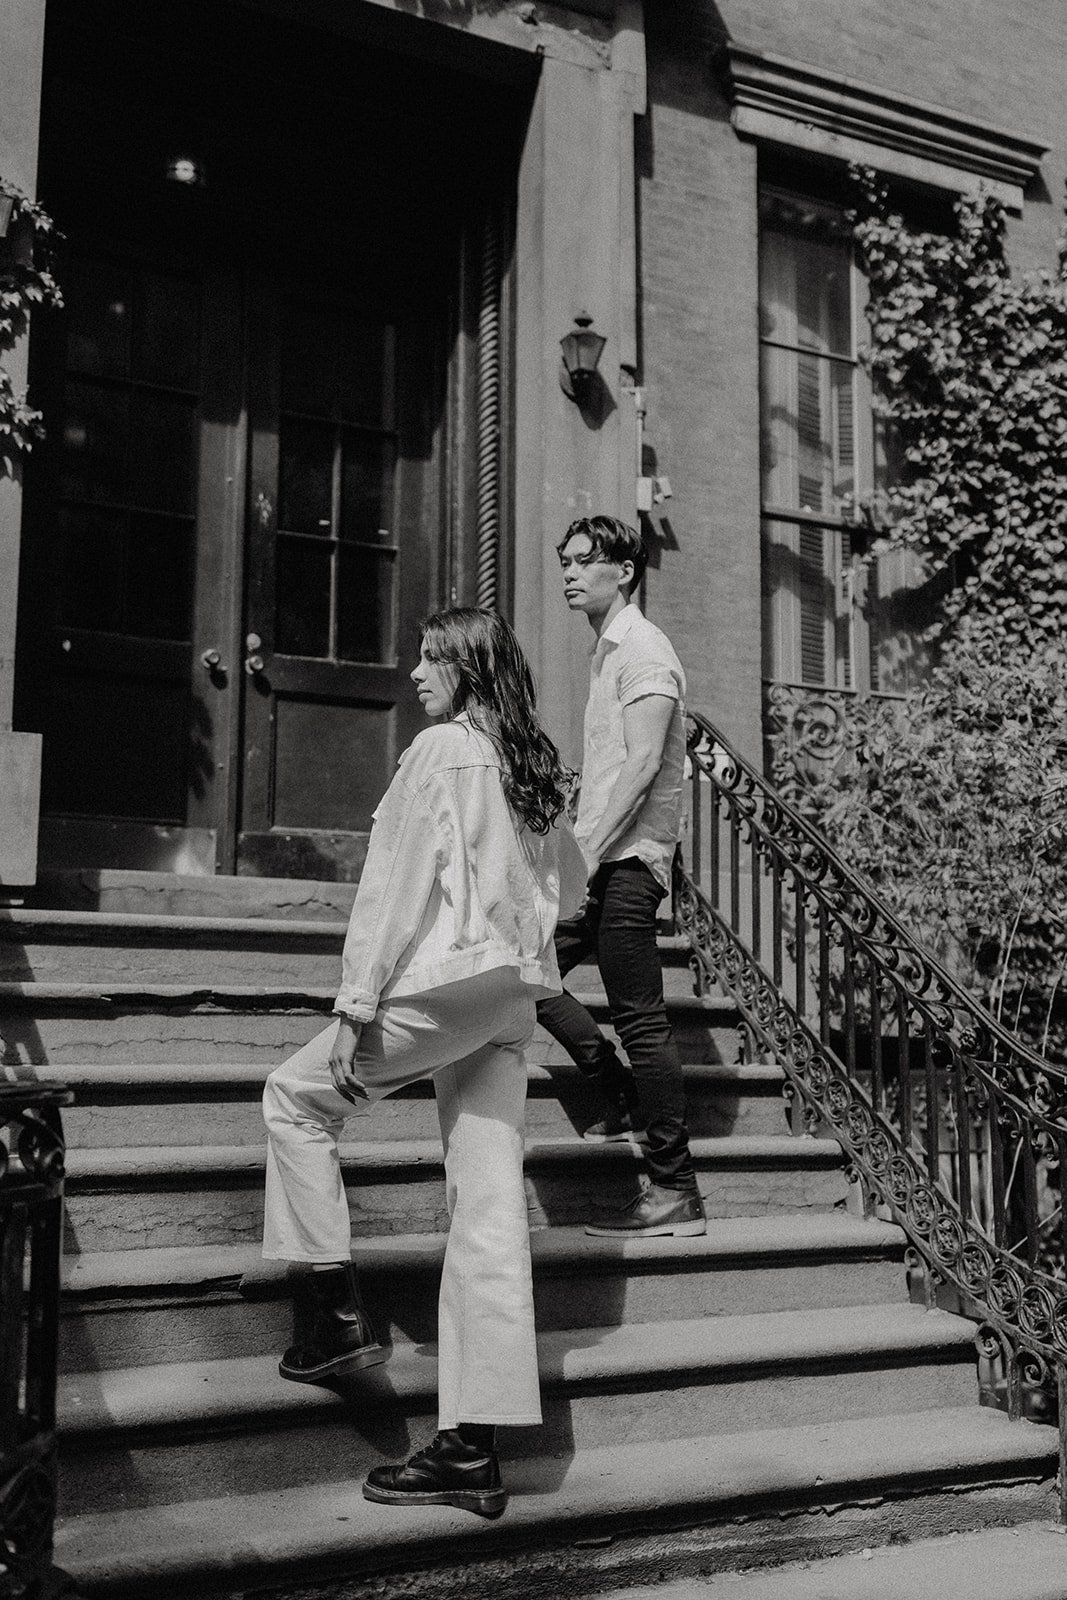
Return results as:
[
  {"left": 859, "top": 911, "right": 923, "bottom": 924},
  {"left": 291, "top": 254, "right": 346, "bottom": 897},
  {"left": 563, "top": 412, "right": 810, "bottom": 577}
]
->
[{"left": 262, "top": 608, "right": 587, "bottom": 1519}]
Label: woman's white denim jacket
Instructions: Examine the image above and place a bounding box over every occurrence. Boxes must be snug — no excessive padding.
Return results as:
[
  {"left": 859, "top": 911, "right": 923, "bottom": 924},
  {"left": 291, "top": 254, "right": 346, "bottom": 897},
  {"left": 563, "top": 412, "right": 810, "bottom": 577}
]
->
[{"left": 334, "top": 715, "right": 588, "bottom": 1023}]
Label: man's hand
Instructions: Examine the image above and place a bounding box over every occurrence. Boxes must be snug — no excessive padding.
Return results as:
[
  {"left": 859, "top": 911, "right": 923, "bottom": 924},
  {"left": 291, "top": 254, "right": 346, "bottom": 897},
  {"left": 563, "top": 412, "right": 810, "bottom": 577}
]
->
[{"left": 329, "top": 1016, "right": 365, "bottom": 1102}]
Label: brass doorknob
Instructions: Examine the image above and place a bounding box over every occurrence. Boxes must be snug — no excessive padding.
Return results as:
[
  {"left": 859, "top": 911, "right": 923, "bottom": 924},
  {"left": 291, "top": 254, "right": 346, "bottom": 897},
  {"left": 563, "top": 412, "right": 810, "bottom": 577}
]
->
[{"left": 200, "top": 648, "right": 223, "bottom": 671}]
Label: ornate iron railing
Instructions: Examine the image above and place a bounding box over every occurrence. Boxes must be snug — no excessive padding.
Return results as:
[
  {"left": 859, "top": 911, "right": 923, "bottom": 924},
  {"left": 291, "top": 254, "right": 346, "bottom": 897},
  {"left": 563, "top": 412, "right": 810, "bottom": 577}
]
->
[
  {"left": 674, "top": 711, "right": 1067, "bottom": 1515},
  {"left": 0, "top": 1082, "right": 71, "bottom": 1598}
]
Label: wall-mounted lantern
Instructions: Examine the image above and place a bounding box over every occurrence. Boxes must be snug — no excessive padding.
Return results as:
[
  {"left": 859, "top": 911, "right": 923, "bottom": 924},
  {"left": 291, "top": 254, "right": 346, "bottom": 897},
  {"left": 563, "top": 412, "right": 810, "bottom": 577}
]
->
[{"left": 559, "top": 312, "right": 606, "bottom": 405}]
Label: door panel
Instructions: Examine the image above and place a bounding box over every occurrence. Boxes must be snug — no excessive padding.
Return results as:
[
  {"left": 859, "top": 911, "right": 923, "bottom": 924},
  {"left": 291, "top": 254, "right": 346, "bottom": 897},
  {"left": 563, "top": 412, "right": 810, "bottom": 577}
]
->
[
  {"left": 238, "top": 286, "right": 440, "bottom": 880},
  {"left": 38, "top": 251, "right": 204, "bottom": 826}
]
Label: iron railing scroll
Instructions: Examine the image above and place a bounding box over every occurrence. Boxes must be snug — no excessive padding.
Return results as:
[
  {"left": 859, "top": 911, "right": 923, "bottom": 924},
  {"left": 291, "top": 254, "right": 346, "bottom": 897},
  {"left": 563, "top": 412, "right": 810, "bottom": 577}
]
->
[
  {"left": 674, "top": 711, "right": 1067, "bottom": 1518},
  {"left": 0, "top": 1083, "right": 71, "bottom": 1599}
]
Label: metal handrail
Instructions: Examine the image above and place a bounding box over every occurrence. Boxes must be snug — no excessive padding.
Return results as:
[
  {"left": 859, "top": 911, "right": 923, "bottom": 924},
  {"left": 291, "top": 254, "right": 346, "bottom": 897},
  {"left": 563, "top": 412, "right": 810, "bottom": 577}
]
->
[
  {"left": 0, "top": 1081, "right": 71, "bottom": 1597},
  {"left": 674, "top": 710, "right": 1067, "bottom": 1515}
]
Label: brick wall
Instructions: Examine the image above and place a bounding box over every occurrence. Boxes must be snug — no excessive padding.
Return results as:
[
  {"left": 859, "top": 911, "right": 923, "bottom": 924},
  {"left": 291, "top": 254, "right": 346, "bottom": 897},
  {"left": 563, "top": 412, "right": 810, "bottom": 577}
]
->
[{"left": 636, "top": 0, "right": 1067, "bottom": 759}]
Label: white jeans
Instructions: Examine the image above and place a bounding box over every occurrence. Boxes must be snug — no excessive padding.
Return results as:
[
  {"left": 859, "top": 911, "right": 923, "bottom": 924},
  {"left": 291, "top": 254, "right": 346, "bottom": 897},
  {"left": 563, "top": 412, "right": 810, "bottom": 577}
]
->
[{"left": 262, "top": 967, "right": 541, "bottom": 1429}]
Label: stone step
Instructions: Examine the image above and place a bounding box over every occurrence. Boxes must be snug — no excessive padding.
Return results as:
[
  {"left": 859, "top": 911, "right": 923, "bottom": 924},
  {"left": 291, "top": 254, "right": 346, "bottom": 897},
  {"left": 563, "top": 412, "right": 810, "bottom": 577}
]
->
[
  {"left": 59, "top": 1216, "right": 909, "bottom": 1373},
  {"left": 29, "top": 869, "right": 679, "bottom": 938},
  {"left": 56, "top": 1304, "right": 978, "bottom": 1514},
  {"left": 0, "top": 908, "right": 695, "bottom": 988},
  {"left": 53, "top": 1406, "right": 1060, "bottom": 1599},
  {"left": 598, "top": 1523, "right": 1067, "bottom": 1600},
  {"left": 36, "top": 1059, "right": 787, "bottom": 1147},
  {"left": 0, "top": 921, "right": 697, "bottom": 992},
  {"left": 0, "top": 907, "right": 349, "bottom": 986},
  {"left": 30, "top": 868, "right": 359, "bottom": 921},
  {"left": 0, "top": 986, "right": 735, "bottom": 1066},
  {"left": 60, "top": 1133, "right": 849, "bottom": 1252}
]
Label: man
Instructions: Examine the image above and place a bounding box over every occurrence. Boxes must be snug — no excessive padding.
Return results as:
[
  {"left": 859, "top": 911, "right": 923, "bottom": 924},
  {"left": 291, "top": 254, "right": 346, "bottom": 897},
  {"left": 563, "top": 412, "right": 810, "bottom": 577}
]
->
[{"left": 537, "top": 515, "right": 706, "bottom": 1238}]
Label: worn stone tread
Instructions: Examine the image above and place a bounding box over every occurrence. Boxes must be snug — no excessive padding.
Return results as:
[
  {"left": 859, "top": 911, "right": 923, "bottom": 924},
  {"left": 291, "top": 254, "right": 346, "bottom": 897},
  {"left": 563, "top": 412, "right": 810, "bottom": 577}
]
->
[
  {"left": 61, "top": 1214, "right": 907, "bottom": 1299},
  {"left": 0, "top": 908, "right": 349, "bottom": 939},
  {"left": 13, "top": 1058, "right": 785, "bottom": 1093},
  {"left": 63, "top": 1132, "right": 844, "bottom": 1184},
  {"left": 0, "top": 982, "right": 725, "bottom": 1012},
  {"left": 599, "top": 1522, "right": 1067, "bottom": 1600},
  {"left": 53, "top": 1407, "right": 1059, "bottom": 1597},
  {"left": 0, "top": 980, "right": 340, "bottom": 1005},
  {"left": 57, "top": 1303, "right": 975, "bottom": 1438}
]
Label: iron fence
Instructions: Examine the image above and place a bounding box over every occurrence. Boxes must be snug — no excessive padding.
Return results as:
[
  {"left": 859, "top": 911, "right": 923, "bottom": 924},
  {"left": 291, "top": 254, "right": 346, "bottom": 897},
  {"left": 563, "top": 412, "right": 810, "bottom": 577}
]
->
[
  {"left": 675, "top": 710, "right": 1067, "bottom": 1516},
  {"left": 0, "top": 1082, "right": 71, "bottom": 1599}
]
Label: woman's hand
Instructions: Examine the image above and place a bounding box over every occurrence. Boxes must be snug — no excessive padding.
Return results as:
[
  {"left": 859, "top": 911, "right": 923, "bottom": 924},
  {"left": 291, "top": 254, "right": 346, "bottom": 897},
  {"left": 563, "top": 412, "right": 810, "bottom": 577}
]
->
[{"left": 329, "top": 1016, "right": 364, "bottom": 1102}]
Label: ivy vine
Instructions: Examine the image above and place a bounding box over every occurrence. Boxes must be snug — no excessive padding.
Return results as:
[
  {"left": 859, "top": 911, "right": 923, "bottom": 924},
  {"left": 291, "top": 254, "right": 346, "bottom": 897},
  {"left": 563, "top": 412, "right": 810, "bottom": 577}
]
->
[
  {"left": 0, "top": 179, "right": 62, "bottom": 472},
  {"left": 849, "top": 168, "right": 1067, "bottom": 655}
]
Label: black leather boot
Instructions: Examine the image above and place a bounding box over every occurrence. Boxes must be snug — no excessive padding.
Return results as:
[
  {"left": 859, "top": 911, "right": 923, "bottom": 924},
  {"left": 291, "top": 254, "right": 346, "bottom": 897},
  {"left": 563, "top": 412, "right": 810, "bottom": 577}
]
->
[
  {"left": 279, "top": 1263, "right": 386, "bottom": 1384},
  {"left": 582, "top": 1050, "right": 646, "bottom": 1144},
  {"left": 362, "top": 1429, "right": 506, "bottom": 1518}
]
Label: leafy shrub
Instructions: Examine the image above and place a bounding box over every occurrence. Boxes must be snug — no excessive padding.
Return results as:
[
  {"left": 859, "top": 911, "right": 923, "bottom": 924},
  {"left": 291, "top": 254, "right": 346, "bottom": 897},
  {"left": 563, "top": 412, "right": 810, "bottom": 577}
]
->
[{"left": 770, "top": 646, "right": 1067, "bottom": 1062}]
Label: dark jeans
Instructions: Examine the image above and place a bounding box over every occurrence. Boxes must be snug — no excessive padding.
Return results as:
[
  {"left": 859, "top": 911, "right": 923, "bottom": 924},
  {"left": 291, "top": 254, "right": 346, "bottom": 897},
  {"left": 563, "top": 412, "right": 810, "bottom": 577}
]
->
[{"left": 536, "top": 857, "right": 696, "bottom": 1192}]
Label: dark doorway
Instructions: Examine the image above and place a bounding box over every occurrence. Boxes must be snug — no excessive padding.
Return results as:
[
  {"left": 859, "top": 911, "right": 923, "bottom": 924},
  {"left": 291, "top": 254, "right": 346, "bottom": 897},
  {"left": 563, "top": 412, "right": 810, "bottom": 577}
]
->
[{"left": 17, "top": 0, "right": 532, "bottom": 878}]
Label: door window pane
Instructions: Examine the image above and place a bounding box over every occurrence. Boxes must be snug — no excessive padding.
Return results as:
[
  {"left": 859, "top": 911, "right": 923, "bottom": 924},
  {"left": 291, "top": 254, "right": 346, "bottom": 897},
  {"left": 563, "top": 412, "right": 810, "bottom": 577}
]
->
[
  {"left": 56, "top": 256, "right": 203, "bottom": 651},
  {"left": 272, "top": 304, "right": 398, "bottom": 664},
  {"left": 275, "top": 536, "right": 331, "bottom": 656},
  {"left": 126, "top": 515, "right": 194, "bottom": 640},
  {"left": 60, "top": 381, "right": 129, "bottom": 504},
  {"left": 65, "top": 260, "right": 132, "bottom": 378},
  {"left": 279, "top": 417, "right": 334, "bottom": 535},
  {"left": 58, "top": 505, "right": 125, "bottom": 632},
  {"left": 340, "top": 430, "right": 392, "bottom": 540},
  {"left": 337, "top": 545, "right": 396, "bottom": 663},
  {"left": 135, "top": 270, "right": 200, "bottom": 389},
  {"left": 129, "top": 392, "right": 198, "bottom": 514}
]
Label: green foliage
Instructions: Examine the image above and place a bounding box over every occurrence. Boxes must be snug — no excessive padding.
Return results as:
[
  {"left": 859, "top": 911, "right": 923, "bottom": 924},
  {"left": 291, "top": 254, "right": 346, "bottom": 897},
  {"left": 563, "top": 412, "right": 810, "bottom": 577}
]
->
[
  {"left": 771, "top": 649, "right": 1067, "bottom": 1062},
  {"left": 849, "top": 169, "right": 1067, "bottom": 653},
  {"left": 0, "top": 179, "right": 62, "bottom": 468}
]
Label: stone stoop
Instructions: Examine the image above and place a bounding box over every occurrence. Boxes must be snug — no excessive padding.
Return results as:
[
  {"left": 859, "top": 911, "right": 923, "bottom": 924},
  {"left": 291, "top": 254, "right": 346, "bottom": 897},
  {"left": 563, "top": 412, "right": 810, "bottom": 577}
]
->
[
  {"left": 597, "top": 1523, "right": 1067, "bottom": 1600},
  {"left": 0, "top": 882, "right": 1058, "bottom": 1597}
]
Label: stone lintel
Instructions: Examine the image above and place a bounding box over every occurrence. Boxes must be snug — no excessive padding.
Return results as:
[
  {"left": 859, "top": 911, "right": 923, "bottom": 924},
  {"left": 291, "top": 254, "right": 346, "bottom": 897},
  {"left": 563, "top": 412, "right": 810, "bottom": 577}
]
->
[{"left": 719, "top": 42, "right": 1050, "bottom": 212}]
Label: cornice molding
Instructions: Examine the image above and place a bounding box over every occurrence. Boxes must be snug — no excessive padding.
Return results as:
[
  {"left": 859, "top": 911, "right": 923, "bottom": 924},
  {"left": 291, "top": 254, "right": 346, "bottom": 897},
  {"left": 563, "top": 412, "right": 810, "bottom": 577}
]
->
[{"left": 717, "top": 42, "right": 1049, "bottom": 207}]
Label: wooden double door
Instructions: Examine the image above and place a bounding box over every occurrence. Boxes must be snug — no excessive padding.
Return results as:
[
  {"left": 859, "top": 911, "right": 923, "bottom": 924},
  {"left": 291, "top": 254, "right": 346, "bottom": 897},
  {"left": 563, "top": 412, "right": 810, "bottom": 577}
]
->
[
  {"left": 19, "top": 0, "right": 527, "bottom": 879},
  {"left": 24, "top": 252, "right": 443, "bottom": 879}
]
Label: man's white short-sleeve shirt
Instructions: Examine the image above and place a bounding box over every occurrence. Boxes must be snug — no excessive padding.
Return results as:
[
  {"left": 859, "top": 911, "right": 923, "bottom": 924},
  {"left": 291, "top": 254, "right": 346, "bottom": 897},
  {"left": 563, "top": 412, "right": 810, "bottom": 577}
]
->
[{"left": 575, "top": 602, "right": 687, "bottom": 896}]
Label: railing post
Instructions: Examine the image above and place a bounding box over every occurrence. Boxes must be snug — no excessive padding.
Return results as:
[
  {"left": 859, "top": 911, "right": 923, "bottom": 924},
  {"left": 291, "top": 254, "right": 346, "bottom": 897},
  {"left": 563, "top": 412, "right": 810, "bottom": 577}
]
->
[{"left": 0, "top": 1083, "right": 74, "bottom": 1600}]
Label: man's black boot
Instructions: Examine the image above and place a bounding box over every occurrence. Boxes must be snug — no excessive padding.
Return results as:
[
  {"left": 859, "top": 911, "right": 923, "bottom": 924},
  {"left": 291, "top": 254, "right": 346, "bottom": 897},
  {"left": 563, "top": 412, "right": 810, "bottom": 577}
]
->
[
  {"left": 279, "top": 1262, "right": 386, "bottom": 1384},
  {"left": 582, "top": 1048, "right": 647, "bottom": 1145},
  {"left": 363, "top": 1428, "right": 506, "bottom": 1518},
  {"left": 585, "top": 1180, "right": 706, "bottom": 1238}
]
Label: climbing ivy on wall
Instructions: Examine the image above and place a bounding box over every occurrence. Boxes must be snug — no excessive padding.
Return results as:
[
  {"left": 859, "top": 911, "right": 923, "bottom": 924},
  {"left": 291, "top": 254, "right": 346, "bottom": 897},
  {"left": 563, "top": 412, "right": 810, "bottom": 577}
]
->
[
  {"left": 771, "top": 173, "right": 1067, "bottom": 1060},
  {"left": 0, "top": 180, "right": 62, "bottom": 473},
  {"left": 850, "top": 168, "right": 1067, "bottom": 654}
]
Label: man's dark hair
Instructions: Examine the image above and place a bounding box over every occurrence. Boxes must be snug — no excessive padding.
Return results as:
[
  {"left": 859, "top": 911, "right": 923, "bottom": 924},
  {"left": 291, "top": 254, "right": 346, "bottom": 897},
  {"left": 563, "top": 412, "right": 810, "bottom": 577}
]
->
[{"left": 556, "top": 515, "right": 648, "bottom": 595}]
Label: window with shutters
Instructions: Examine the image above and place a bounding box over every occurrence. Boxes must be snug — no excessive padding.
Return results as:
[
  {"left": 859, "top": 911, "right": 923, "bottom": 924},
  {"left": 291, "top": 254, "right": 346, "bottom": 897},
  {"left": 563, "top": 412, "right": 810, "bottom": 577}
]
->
[{"left": 759, "top": 184, "right": 921, "bottom": 695}]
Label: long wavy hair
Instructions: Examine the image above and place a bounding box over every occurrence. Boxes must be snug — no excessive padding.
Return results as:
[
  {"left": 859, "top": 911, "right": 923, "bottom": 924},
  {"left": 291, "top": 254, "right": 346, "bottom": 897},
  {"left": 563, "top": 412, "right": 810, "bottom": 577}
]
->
[{"left": 419, "top": 607, "right": 572, "bottom": 834}]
